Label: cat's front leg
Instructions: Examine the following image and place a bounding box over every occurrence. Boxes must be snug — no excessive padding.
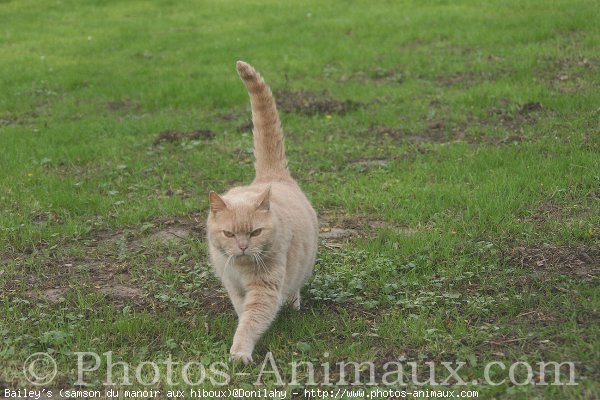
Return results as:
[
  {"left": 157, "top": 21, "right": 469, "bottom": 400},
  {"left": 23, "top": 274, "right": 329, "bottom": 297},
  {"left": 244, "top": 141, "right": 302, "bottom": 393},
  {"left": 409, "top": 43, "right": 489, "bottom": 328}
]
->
[
  {"left": 287, "top": 289, "right": 301, "bottom": 310},
  {"left": 229, "top": 279, "right": 282, "bottom": 364},
  {"left": 222, "top": 280, "right": 244, "bottom": 318}
]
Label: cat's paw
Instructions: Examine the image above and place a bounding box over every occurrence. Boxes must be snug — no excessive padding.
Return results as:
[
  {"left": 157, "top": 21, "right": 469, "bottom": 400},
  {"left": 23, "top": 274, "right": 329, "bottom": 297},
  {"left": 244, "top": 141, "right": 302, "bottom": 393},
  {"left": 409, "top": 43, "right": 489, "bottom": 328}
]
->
[
  {"left": 291, "top": 299, "right": 301, "bottom": 311},
  {"left": 288, "top": 295, "right": 300, "bottom": 311},
  {"left": 229, "top": 350, "right": 253, "bottom": 365}
]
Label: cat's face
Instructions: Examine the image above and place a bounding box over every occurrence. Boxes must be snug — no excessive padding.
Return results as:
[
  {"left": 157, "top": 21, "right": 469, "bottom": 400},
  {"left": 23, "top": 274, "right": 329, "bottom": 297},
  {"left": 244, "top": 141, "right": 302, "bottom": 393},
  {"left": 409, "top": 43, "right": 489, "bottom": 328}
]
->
[{"left": 207, "top": 188, "right": 275, "bottom": 260}]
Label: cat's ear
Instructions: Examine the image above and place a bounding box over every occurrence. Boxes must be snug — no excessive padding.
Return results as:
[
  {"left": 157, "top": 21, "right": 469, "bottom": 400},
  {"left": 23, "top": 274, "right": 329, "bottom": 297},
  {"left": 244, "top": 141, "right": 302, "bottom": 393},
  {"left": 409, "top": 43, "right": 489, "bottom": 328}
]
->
[
  {"left": 209, "top": 191, "right": 228, "bottom": 213},
  {"left": 256, "top": 186, "right": 271, "bottom": 212}
]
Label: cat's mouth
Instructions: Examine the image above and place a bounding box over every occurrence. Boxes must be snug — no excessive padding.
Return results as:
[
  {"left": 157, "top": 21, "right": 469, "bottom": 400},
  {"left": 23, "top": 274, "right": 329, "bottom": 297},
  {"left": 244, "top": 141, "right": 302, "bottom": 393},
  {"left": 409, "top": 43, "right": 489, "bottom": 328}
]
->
[
  {"left": 235, "top": 253, "right": 252, "bottom": 259},
  {"left": 230, "top": 253, "right": 261, "bottom": 267},
  {"left": 232, "top": 252, "right": 268, "bottom": 266},
  {"left": 229, "top": 251, "right": 256, "bottom": 261}
]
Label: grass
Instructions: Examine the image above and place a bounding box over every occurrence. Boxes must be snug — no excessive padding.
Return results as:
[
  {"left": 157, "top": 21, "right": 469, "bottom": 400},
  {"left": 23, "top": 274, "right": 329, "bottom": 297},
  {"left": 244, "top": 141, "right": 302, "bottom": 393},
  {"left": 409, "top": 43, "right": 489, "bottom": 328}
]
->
[{"left": 1, "top": 0, "right": 599, "bottom": 398}]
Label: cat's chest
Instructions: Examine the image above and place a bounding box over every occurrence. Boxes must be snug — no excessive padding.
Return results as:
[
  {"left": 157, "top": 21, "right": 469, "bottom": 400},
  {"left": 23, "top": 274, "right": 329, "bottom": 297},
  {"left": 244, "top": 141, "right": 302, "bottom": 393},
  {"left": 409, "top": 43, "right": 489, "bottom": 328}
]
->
[{"left": 225, "top": 259, "right": 256, "bottom": 285}]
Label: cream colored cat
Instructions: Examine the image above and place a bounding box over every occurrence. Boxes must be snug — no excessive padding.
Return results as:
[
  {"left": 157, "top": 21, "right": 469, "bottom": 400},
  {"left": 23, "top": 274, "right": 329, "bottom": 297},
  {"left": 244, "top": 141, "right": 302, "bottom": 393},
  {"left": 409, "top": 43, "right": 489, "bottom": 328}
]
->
[{"left": 207, "top": 61, "right": 318, "bottom": 364}]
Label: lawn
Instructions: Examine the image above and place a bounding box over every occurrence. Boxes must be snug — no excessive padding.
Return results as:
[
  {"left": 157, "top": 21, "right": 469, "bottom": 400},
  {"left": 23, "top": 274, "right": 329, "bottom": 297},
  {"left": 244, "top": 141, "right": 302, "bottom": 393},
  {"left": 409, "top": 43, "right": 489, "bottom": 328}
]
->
[{"left": 1, "top": 0, "right": 599, "bottom": 398}]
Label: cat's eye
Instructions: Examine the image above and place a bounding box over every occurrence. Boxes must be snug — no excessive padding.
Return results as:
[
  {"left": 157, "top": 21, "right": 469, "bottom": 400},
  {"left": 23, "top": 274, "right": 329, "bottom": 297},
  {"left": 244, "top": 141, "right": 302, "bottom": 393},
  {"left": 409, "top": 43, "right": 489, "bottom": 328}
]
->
[
  {"left": 223, "top": 231, "right": 235, "bottom": 238},
  {"left": 250, "top": 228, "right": 262, "bottom": 237}
]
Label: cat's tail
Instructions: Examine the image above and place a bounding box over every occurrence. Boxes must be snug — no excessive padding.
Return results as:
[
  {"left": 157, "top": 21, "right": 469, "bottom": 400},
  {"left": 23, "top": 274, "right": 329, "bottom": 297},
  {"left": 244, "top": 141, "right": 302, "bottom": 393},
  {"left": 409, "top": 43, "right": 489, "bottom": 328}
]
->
[{"left": 236, "top": 61, "right": 290, "bottom": 182}]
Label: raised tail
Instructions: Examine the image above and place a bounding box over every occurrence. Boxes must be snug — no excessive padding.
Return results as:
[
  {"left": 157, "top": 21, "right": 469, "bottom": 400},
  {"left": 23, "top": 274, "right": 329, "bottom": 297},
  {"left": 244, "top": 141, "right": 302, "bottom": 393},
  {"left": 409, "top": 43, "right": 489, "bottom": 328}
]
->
[{"left": 236, "top": 61, "right": 290, "bottom": 182}]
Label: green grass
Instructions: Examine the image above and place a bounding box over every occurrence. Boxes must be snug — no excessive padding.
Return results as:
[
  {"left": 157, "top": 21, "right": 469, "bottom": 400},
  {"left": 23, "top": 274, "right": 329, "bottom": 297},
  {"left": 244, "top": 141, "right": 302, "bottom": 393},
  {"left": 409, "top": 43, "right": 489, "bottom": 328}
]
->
[{"left": 1, "top": 0, "right": 599, "bottom": 398}]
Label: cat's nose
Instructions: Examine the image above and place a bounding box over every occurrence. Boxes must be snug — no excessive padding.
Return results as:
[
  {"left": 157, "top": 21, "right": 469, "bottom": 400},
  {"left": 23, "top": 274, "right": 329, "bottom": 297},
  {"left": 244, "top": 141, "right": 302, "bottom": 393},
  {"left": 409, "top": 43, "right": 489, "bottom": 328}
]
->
[{"left": 239, "top": 244, "right": 248, "bottom": 252}]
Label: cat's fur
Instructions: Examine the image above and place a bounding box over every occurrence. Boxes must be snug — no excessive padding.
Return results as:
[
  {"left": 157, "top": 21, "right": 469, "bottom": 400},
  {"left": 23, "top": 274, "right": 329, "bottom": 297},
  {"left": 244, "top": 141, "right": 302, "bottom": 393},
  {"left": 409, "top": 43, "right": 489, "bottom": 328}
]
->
[{"left": 207, "top": 61, "right": 318, "bottom": 364}]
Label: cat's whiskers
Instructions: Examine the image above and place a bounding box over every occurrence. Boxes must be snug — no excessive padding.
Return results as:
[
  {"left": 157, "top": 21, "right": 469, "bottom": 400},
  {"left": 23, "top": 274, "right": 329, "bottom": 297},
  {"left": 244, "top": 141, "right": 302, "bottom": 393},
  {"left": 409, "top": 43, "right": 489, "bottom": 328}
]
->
[
  {"left": 250, "top": 251, "right": 269, "bottom": 274},
  {"left": 256, "top": 249, "right": 276, "bottom": 261},
  {"left": 254, "top": 253, "right": 264, "bottom": 273},
  {"left": 256, "top": 252, "right": 270, "bottom": 274},
  {"left": 250, "top": 253, "right": 257, "bottom": 269},
  {"left": 260, "top": 253, "right": 276, "bottom": 260},
  {"left": 257, "top": 254, "right": 265, "bottom": 274},
  {"left": 224, "top": 254, "right": 234, "bottom": 273}
]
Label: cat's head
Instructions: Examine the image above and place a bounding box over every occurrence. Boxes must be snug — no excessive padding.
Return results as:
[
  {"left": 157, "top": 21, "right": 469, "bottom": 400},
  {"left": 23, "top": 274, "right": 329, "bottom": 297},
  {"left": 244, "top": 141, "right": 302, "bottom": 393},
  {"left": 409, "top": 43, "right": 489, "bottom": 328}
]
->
[{"left": 207, "top": 186, "right": 275, "bottom": 260}]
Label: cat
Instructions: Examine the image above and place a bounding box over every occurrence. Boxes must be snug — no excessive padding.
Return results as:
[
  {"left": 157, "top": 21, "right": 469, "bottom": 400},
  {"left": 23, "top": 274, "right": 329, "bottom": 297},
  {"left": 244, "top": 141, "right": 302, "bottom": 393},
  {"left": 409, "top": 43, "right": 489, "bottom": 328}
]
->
[{"left": 206, "top": 61, "right": 319, "bottom": 364}]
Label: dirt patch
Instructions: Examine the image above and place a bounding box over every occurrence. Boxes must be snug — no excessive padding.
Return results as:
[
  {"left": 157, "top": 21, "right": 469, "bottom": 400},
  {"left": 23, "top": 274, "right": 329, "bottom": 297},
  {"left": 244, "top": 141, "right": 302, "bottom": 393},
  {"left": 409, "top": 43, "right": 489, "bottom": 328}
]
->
[
  {"left": 78, "top": 260, "right": 129, "bottom": 282},
  {"left": 7, "top": 213, "right": 214, "bottom": 314},
  {"left": 23, "top": 260, "right": 148, "bottom": 308},
  {"left": 99, "top": 284, "right": 144, "bottom": 303},
  {"left": 149, "top": 215, "right": 205, "bottom": 231},
  {"left": 275, "top": 89, "right": 361, "bottom": 115},
  {"left": 237, "top": 120, "right": 253, "bottom": 133},
  {"left": 518, "top": 101, "right": 543, "bottom": 113},
  {"left": 373, "top": 126, "right": 408, "bottom": 141},
  {"left": 537, "top": 56, "right": 598, "bottom": 93},
  {"left": 488, "top": 99, "right": 543, "bottom": 132},
  {"left": 373, "top": 122, "right": 464, "bottom": 144},
  {"left": 42, "top": 288, "right": 67, "bottom": 303},
  {"left": 338, "top": 68, "right": 404, "bottom": 85},
  {"left": 318, "top": 215, "right": 368, "bottom": 248},
  {"left": 319, "top": 228, "right": 357, "bottom": 240},
  {"left": 301, "top": 297, "right": 384, "bottom": 320},
  {"left": 195, "top": 287, "right": 232, "bottom": 315},
  {"left": 0, "top": 111, "right": 40, "bottom": 126},
  {"left": 124, "top": 225, "right": 195, "bottom": 249},
  {"left": 147, "top": 227, "right": 191, "bottom": 244},
  {"left": 521, "top": 197, "right": 596, "bottom": 228},
  {"left": 0, "top": 114, "right": 19, "bottom": 126},
  {"left": 321, "top": 213, "right": 405, "bottom": 232},
  {"left": 436, "top": 70, "right": 506, "bottom": 87},
  {"left": 531, "top": 203, "right": 572, "bottom": 225},
  {"left": 480, "top": 133, "right": 527, "bottom": 146},
  {"left": 509, "top": 244, "right": 599, "bottom": 280},
  {"left": 106, "top": 215, "right": 206, "bottom": 250},
  {"left": 351, "top": 157, "right": 389, "bottom": 168},
  {"left": 318, "top": 213, "right": 423, "bottom": 247},
  {"left": 75, "top": 261, "right": 148, "bottom": 306},
  {"left": 424, "top": 120, "right": 458, "bottom": 142},
  {"left": 374, "top": 117, "right": 533, "bottom": 146},
  {"left": 366, "top": 67, "right": 404, "bottom": 84},
  {"left": 106, "top": 99, "right": 140, "bottom": 112},
  {"left": 30, "top": 211, "right": 61, "bottom": 225},
  {"left": 31, "top": 288, "right": 68, "bottom": 304},
  {"left": 154, "top": 129, "right": 214, "bottom": 145},
  {"left": 234, "top": 147, "right": 254, "bottom": 164}
]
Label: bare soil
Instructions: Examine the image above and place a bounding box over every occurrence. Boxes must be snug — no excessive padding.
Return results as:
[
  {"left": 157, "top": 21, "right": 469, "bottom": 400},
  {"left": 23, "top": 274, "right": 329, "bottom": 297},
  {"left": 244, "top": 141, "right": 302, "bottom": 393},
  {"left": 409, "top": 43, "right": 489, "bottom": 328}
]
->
[
  {"left": 488, "top": 99, "right": 543, "bottom": 132},
  {"left": 318, "top": 212, "right": 421, "bottom": 244},
  {"left": 106, "top": 99, "right": 140, "bottom": 112},
  {"left": 275, "top": 89, "right": 361, "bottom": 115},
  {"left": 435, "top": 69, "right": 507, "bottom": 87},
  {"left": 509, "top": 244, "right": 599, "bottom": 280},
  {"left": 22, "top": 214, "right": 208, "bottom": 309},
  {"left": 374, "top": 124, "right": 453, "bottom": 143},
  {"left": 237, "top": 120, "right": 253, "bottom": 133},
  {"left": 154, "top": 129, "right": 215, "bottom": 145},
  {"left": 536, "top": 56, "right": 599, "bottom": 93}
]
